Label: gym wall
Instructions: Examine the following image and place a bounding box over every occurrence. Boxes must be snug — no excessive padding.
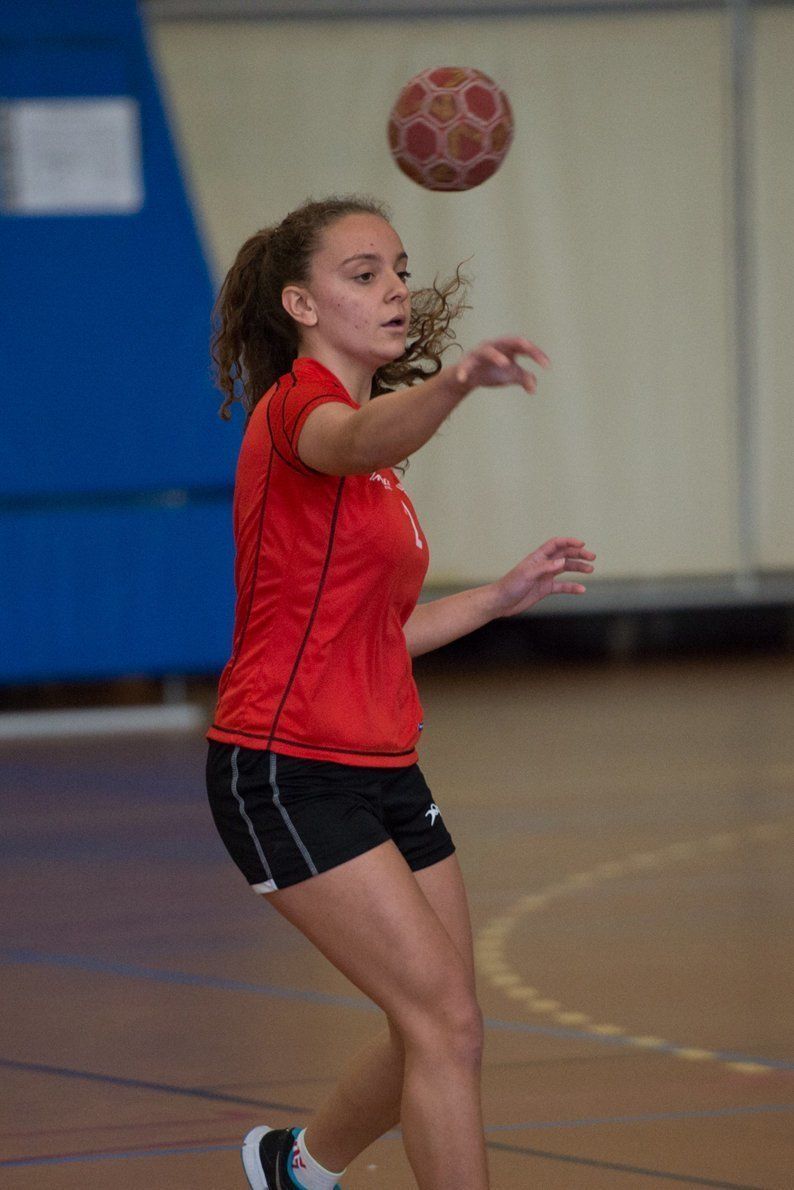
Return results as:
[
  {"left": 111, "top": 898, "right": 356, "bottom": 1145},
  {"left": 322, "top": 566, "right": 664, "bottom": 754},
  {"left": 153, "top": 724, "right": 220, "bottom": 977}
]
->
[{"left": 147, "top": 7, "right": 794, "bottom": 586}]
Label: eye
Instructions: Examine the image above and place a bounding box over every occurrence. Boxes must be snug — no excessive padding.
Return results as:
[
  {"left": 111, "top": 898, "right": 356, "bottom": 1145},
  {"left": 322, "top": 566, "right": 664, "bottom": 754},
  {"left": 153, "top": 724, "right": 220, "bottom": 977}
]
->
[
  {"left": 355, "top": 272, "right": 375, "bottom": 282},
  {"left": 398, "top": 271, "right": 412, "bottom": 281}
]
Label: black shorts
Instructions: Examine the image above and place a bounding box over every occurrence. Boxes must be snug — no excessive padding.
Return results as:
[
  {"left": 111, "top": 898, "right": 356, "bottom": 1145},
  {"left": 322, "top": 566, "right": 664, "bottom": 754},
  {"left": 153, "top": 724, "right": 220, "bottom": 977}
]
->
[{"left": 206, "top": 741, "right": 455, "bottom": 893}]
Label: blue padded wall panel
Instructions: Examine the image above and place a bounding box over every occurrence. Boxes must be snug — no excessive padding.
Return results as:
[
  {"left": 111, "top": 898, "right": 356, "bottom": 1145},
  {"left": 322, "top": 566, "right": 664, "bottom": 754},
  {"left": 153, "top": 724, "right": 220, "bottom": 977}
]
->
[
  {"left": 0, "top": 1, "right": 238, "bottom": 496},
  {"left": 0, "top": 501, "right": 235, "bottom": 682},
  {"left": 0, "top": 1, "right": 242, "bottom": 681}
]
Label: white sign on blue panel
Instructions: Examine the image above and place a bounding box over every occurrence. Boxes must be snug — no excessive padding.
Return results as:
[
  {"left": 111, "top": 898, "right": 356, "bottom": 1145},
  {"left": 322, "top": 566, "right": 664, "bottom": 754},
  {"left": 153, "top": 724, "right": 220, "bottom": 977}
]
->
[{"left": 1, "top": 96, "right": 144, "bottom": 215}]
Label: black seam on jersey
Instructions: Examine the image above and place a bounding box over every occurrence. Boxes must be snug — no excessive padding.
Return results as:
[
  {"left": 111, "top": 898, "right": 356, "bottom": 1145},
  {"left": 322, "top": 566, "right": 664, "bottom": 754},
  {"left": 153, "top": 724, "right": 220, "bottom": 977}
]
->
[
  {"left": 278, "top": 371, "right": 337, "bottom": 475},
  {"left": 269, "top": 435, "right": 314, "bottom": 477},
  {"left": 217, "top": 442, "right": 275, "bottom": 700},
  {"left": 267, "top": 372, "right": 312, "bottom": 476},
  {"left": 281, "top": 384, "right": 352, "bottom": 478},
  {"left": 209, "top": 724, "right": 416, "bottom": 759},
  {"left": 281, "top": 368, "right": 297, "bottom": 452},
  {"left": 286, "top": 392, "right": 350, "bottom": 478},
  {"left": 265, "top": 477, "right": 345, "bottom": 748},
  {"left": 286, "top": 393, "right": 345, "bottom": 452}
]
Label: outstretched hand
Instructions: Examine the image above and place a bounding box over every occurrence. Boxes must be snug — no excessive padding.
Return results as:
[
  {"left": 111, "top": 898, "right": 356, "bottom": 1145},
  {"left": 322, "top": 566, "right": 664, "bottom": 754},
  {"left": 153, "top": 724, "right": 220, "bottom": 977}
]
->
[
  {"left": 455, "top": 337, "right": 550, "bottom": 396},
  {"left": 491, "top": 538, "right": 596, "bottom": 617}
]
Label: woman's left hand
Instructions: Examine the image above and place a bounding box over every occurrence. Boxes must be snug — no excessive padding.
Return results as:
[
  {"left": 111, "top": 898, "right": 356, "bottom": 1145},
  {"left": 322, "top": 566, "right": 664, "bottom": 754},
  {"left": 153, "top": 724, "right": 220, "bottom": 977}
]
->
[{"left": 490, "top": 537, "right": 596, "bottom": 617}]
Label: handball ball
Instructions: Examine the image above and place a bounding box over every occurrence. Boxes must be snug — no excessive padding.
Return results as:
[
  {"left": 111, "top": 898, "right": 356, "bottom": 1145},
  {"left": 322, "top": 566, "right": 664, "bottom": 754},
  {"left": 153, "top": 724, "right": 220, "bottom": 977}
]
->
[{"left": 387, "top": 66, "right": 514, "bottom": 192}]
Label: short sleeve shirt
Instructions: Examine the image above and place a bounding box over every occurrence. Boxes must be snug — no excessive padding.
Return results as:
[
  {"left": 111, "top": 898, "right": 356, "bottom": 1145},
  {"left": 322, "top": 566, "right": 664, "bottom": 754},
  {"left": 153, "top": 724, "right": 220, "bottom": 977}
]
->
[{"left": 207, "top": 357, "right": 429, "bottom": 767}]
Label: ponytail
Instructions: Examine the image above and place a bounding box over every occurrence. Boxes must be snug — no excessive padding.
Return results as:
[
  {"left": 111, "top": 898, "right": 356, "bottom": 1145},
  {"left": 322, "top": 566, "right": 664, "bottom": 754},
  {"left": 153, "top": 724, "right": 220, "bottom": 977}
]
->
[{"left": 211, "top": 226, "right": 297, "bottom": 421}]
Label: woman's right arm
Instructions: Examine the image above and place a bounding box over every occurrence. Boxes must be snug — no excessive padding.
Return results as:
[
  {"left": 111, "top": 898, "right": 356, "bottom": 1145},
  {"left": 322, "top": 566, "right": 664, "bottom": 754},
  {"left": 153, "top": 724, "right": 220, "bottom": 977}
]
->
[{"left": 297, "top": 338, "right": 550, "bottom": 476}]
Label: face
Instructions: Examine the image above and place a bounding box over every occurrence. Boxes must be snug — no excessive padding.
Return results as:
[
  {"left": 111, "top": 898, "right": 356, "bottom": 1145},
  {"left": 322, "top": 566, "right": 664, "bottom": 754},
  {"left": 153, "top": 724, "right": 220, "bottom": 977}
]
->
[{"left": 286, "top": 213, "right": 411, "bottom": 368}]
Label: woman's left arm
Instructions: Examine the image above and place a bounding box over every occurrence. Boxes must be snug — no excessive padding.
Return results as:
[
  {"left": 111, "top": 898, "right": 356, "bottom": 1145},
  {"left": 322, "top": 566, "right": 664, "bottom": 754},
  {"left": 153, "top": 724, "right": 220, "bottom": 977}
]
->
[{"left": 403, "top": 537, "right": 596, "bottom": 658}]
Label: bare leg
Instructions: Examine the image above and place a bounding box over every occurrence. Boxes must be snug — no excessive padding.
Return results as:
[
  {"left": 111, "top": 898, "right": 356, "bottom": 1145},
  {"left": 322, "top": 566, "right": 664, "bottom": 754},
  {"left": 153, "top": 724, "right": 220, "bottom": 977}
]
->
[
  {"left": 302, "top": 854, "right": 478, "bottom": 1170},
  {"left": 267, "top": 845, "right": 488, "bottom": 1190},
  {"left": 303, "top": 1021, "right": 404, "bottom": 1170}
]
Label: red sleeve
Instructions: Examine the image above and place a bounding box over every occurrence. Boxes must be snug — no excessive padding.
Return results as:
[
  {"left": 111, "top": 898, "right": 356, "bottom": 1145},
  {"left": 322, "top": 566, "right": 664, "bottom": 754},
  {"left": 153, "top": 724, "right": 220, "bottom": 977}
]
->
[{"left": 266, "top": 372, "right": 357, "bottom": 476}]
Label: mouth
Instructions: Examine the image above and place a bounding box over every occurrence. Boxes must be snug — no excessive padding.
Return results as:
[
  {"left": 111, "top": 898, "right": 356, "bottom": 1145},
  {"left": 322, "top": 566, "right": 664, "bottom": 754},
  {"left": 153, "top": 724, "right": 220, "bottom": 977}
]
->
[{"left": 382, "top": 316, "right": 406, "bottom": 329}]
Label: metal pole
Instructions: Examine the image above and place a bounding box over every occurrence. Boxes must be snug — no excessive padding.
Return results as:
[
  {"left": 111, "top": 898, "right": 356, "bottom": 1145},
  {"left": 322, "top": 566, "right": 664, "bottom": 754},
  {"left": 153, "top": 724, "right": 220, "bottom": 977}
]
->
[{"left": 729, "top": 0, "right": 759, "bottom": 590}]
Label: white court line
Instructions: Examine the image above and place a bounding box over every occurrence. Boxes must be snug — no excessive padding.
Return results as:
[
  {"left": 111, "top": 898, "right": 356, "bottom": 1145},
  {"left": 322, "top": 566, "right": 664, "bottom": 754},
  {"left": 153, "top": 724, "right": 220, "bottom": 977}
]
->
[{"left": 0, "top": 704, "right": 205, "bottom": 740}]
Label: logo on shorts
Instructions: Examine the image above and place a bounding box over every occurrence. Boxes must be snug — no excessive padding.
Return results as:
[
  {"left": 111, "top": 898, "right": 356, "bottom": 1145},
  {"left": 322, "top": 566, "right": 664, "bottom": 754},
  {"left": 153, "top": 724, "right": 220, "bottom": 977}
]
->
[{"left": 425, "top": 803, "right": 441, "bottom": 826}]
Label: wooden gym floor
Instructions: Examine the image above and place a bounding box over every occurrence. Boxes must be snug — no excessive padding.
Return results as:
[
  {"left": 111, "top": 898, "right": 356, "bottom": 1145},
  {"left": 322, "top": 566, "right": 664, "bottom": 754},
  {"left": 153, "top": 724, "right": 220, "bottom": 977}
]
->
[{"left": 1, "top": 656, "right": 792, "bottom": 1188}]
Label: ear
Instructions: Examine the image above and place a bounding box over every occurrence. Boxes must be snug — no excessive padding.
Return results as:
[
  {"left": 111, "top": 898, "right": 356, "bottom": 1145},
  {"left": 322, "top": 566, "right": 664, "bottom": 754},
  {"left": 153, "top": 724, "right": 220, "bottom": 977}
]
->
[{"left": 282, "top": 284, "right": 318, "bottom": 328}]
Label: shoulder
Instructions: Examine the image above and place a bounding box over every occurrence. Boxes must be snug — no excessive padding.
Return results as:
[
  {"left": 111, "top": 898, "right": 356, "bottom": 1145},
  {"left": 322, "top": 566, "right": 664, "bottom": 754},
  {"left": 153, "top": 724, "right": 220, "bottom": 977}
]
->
[{"left": 263, "top": 360, "right": 357, "bottom": 477}]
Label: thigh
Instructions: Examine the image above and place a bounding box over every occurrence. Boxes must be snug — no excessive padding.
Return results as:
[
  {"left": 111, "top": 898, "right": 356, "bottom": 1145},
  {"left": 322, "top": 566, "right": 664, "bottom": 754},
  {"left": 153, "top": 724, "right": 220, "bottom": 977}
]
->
[
  {"left": 376, "top": 767, "right": 472, "bottom": 985},
  {"left": 266, "top": 841, "right": 476, "bottom": 1031},
  {"left": 413, "top": 853, "right": 477, "bottom": 988}
]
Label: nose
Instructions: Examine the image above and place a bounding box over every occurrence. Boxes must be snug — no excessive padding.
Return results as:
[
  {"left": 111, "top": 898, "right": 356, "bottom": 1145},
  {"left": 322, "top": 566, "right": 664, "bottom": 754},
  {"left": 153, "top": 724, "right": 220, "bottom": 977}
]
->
[{"left": 389, "top": 271, "right": 410, "bottom": 302}]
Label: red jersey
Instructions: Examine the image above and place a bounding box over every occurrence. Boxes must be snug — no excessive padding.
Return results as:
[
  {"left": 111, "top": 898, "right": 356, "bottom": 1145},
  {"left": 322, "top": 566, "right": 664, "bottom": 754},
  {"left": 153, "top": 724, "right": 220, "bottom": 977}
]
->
[{"left": 207, "top": 357, "right": 429, "bottom": 766}]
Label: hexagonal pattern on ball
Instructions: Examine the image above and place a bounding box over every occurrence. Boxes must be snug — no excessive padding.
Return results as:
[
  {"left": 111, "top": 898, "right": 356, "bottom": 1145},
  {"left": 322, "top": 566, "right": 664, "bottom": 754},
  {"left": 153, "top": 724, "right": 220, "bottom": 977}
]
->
[{"left": 387, "top": 66, "right": 514, "bottom": 192}]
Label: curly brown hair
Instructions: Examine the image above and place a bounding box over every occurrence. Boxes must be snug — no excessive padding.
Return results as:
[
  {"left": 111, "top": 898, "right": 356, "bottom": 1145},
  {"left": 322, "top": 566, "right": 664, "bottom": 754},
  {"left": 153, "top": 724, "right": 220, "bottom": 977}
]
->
[{"left": 211, "top": 195, "right": 469, "bottom": 420}]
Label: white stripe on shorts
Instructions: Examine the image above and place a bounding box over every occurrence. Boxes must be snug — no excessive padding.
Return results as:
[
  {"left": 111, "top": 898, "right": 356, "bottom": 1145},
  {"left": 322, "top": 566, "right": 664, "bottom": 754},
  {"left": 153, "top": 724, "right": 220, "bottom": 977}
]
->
[
  {"left": 230, "top": 745, "right": 275, "bottom": 887},
  {"left": 269, "top": 752, "right": 318, "bottom": 877},
  {"left": 251, "top": 878, "right": 278, "bottom": 894}
]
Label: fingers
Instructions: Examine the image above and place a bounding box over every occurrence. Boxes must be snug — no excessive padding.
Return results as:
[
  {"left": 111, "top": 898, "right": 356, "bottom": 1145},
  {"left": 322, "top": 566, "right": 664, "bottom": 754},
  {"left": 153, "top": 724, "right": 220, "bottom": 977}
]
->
[
  {"left": 536, "top": 536, "right": 584, "bottom": 556},
  {"left": 456, "top": 337, "right": 549, "bottom": 394},
  {"left": 543, "top": 557, "right": 592, "bottom": 574},
  {"left": 474, "top": 343, "right": 534, "bottom": 379},
  {"left": 500, "top": 537, "right": 595, "bottom": 615},
  {"left": 523, "top": 544, "right": 595, "bottom": 590},
  {"left": 520, "top": 369, "right": 538, "bottom": 395},
  {"left": 488, "top": 337, "right": 551, "bottom": 369},
  {"left": 482, "top": 344, "right": 511, "bottom": 369},
  {"left": 481, "top": 339, "right": 546, "bottom": 393},
  {"left": 535, "top": 537, "right": 597, "bottom": 562},
  {"left": 551, "top": 582, "right": 587, "bottom": 595}
]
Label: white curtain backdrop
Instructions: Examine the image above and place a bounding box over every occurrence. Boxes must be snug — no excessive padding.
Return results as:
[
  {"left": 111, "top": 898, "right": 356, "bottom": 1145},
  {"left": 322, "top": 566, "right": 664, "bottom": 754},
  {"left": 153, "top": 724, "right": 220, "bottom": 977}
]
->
[{"left": 148, "top": 10, "right": 789, "bottom": 583}]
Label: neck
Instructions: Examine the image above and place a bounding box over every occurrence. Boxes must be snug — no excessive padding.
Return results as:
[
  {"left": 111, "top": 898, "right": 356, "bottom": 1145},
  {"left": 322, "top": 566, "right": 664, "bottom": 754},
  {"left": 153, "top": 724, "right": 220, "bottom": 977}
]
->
[{"left": 298, "top": 341, "right": 374, "bottom": 406}]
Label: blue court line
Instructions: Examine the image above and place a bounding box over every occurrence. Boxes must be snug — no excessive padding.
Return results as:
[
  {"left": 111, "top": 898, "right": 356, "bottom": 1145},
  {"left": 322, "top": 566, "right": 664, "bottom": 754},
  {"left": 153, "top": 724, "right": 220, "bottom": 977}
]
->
[
  {"left": 484, "top": 1140, "right": 765, "bottom": 1189},
  {"left": 0, "top": 1057, "right": 308, "bottom": 1115},
  {"left": 1, "top": 1142, "right": 240, "bottom": 1169},
  {"left": 1, "top": 947, "right": 374, "bottom": 1012},
  {"left": 4, "top": 947, "right": 793, "bottom": 1073},
  {"left": 489, "top": 1102, "right": 794, "bottom": 1130}
]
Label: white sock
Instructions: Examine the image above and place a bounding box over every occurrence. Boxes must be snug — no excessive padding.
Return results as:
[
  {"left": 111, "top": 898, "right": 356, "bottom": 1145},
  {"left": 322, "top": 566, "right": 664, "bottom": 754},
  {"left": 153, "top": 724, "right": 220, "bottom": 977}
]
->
[{"left": 288, "top": 1128, "right": 346, "bottom": 1190}]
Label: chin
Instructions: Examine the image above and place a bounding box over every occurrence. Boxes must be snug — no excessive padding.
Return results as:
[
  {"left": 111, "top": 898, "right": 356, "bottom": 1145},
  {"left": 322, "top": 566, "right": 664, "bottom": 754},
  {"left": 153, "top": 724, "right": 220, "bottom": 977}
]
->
[
  {"left": 360, "top": 339, "right": 407, "bottom": 371},
  {"left": 381, "top": 340, "right": 408, "bottom": 363}
]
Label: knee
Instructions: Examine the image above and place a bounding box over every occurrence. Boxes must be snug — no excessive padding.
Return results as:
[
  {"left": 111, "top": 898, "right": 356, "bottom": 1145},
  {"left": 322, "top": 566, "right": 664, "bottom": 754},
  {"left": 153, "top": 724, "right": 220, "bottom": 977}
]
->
[
  {"left": 396, "top": 979, "right": 484, "bottom": 1069},
  {"left": 443, "top": 996, "right": 484, "bottom": 1068}
]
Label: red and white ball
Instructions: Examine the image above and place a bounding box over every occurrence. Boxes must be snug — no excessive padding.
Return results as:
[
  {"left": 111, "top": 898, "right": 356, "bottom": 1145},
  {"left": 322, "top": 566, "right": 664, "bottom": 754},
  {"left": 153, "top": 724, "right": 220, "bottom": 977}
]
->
[{"left": 387, "top": 66, "right": 514, "bottom": 192}]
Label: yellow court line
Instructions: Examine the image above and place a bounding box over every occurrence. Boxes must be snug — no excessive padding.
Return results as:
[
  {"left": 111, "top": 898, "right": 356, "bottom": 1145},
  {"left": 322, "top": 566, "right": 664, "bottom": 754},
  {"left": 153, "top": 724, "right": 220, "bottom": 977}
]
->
[{"left": 475, "top": 819, "right": 791, "bottom": 1075}]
